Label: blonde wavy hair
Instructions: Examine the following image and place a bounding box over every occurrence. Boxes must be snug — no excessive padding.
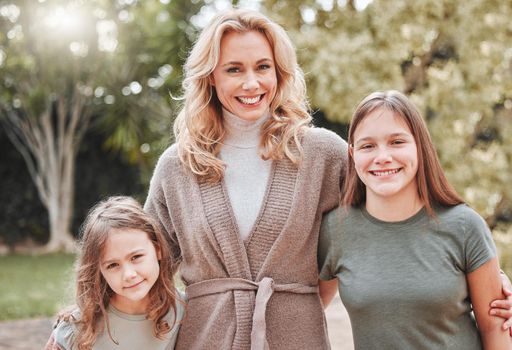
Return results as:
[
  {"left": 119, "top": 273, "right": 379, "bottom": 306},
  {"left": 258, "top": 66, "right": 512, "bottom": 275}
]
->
[
  {"left": 174, "top": 9, "right": 311, "bottom": 182},
  {"left": 58, "top": 196, "right": 181, "bottom": 349}
]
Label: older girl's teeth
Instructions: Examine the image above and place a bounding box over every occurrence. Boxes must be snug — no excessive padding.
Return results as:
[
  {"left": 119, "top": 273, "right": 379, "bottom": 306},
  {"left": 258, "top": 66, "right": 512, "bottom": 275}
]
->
[
  {"left": 373, "top": 169, "right": 400, "bottom": 176},
  {"left": 238, "top": 96, "right": 261, "bottom": 105}
]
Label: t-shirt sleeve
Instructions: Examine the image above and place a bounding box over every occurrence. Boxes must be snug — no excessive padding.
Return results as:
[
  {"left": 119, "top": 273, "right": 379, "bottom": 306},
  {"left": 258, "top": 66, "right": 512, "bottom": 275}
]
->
[
  {"left": 52, "top": 319, "right": 76, "bottom": 350},
  {"left": 464, "top": 207, "right": 497, "bottom": 273},
  {"left": 318, "top": 208, "right": 339, "bottom": 280}
]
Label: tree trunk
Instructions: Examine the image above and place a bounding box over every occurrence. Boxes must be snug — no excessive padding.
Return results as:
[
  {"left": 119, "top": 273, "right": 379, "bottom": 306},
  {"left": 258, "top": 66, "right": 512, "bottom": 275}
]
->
[{"left": 2, "top": 89, "right": 90, "bottom": 253}]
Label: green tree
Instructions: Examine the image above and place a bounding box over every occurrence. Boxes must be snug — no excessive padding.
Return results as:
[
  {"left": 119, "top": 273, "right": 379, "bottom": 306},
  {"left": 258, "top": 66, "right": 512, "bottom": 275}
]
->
[
  {"left": 265, "top": 0, "right": 512, "bottom": 267},
  {"left": 0, "top": 0, "right": 202, "bottom": 251}
]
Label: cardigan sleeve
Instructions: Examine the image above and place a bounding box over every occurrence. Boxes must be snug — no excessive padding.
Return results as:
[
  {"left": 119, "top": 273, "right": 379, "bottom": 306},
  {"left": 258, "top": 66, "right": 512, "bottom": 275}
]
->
[{"left": 144, "top": 151, "right": 182, "bottom": 265}]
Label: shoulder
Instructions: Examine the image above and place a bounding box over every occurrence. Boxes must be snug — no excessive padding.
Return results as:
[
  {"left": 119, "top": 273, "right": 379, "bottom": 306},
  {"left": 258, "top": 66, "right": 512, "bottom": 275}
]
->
[
  {"left": 322, "top": 205, "right": 357, "bottom": 233},
  {"left": 436, "top": 204, "right": 487, "bottom": 228},
  {"left": 303, "top": 127, "right": 347, "bottom": 153},
  {"left": 149, "top": 144, "right": 190, "bottom": 186},
  {"left": 154, "top": 144, "right": 180, "bottom": 172},
  {"left": 53, "top": 310, "right": 81, "bottom": 350}
]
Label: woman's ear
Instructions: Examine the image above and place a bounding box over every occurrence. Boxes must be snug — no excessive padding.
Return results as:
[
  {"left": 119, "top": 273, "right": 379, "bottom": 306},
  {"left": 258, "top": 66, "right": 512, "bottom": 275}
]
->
[
  {"left": 209, "top": 74, "right": 215, "bottom": 87},
  {"left": 348, "top": 144, "right": 354, "bottom": 158}
]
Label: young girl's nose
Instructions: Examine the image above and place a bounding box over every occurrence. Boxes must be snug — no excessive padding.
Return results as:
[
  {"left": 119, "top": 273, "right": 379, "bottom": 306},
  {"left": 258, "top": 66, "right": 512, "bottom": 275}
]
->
[{"left": 123, "top": 266, "right": 137, "bottom": 280}]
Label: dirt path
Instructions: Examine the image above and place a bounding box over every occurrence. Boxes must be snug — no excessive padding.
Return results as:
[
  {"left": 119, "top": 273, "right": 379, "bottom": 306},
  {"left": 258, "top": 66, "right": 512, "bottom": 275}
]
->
[{"left": 0, "top": 294, "right": 354, "bottom": 349}]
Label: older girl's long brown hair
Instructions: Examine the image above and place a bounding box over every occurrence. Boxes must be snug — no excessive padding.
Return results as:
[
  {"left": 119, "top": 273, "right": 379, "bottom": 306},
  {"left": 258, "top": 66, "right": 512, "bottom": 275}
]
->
[
  {"left": 60, "top": 196, "right": 181, "bottom": 349},
  {"left": 342, "top": 90, "right": 464, "bottom": 216}
]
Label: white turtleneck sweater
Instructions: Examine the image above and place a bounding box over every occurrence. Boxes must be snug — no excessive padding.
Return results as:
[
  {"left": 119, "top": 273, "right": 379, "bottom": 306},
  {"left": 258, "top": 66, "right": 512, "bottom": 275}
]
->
[{"left": 219, "top": 108, "right": 273, "bottom": 241}]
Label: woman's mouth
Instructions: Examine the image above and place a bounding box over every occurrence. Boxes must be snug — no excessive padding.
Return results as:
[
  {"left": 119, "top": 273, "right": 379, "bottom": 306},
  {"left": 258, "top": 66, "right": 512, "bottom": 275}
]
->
[{"left": 236, "top": 94, "right": 264, "bottom": 105}]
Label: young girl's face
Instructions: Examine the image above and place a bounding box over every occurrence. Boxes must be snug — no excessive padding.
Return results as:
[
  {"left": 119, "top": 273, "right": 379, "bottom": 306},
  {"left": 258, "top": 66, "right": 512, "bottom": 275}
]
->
[
  {"left": 99, "top": 228, "right": 161, "bottom": 314},
  {"left": 351, "top": 108, "right": 419, "bottom": 203}
]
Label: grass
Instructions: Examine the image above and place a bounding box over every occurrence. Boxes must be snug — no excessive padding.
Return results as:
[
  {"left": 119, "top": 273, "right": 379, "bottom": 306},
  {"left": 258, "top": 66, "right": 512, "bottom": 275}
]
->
[
  {"left": 0, "top": 244, "right": 511, "bottom": 322},
  {"left": 0, "top": 253, "right": 76, "bottom": 321}
]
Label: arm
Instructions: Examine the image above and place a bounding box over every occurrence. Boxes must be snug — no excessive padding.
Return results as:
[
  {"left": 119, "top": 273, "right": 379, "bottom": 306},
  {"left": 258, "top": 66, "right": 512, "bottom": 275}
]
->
[
  {"left": 467, "top": 257, "right": 512, "bottom": 349},
  {"left": 43, "top": 333, "right": 63, "bottom": 350},
  {"left": 319, "top": 278, "right": 338, "bottom": 309},
  {"left": 490, "top": 271, "right": 512, "bottom": 336}
]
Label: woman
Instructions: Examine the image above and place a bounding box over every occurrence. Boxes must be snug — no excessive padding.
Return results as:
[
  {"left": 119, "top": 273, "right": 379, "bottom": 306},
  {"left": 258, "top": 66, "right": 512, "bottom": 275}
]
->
[
  {"left": 144, "top": 9, "right": 346, "bottom": 349},
  {"left": 318, "top": 90, "right": 512, "bottom": 349}
]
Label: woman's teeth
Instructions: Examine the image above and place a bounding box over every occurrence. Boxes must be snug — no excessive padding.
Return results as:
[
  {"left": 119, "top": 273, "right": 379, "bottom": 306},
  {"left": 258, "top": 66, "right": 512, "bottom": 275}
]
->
[{"left": 237, "top": 95, "right": 262, "bottom": 105}]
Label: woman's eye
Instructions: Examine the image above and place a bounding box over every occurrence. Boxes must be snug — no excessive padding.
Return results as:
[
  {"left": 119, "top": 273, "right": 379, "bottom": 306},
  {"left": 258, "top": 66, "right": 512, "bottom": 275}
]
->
[
  {"left": 226, "top": 67, "right": 240, "bottom": 73},
  {"left": 258, "top": 64, "right": 271, "bottom": 70}
]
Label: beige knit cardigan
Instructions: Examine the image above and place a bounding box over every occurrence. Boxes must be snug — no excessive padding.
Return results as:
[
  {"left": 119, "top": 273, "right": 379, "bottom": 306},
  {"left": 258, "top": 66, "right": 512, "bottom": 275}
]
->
[{"left": 144, "top": 127, "right": 347, "bottom": 350}]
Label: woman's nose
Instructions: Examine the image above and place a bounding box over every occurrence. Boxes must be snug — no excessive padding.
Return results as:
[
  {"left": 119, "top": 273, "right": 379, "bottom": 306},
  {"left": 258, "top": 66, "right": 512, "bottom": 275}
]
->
[{"left": 242, "top": 72, "right": 259, "bottom": 90}]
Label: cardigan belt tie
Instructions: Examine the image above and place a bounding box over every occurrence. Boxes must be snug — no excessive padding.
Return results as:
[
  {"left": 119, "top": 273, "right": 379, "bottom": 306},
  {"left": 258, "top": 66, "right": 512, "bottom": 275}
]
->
[{"left": 186, "top": 277, "right": 318, "bottom": 350}]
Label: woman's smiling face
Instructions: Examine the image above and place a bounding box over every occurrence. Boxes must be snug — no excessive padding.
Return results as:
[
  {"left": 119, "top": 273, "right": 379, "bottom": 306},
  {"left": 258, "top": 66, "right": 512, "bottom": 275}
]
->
[
  {"left": 211, "top": 30, "right": 277, "bottom": 121},
  {"left": 352, "top": 108, "right": 419, "bottom": 203}
]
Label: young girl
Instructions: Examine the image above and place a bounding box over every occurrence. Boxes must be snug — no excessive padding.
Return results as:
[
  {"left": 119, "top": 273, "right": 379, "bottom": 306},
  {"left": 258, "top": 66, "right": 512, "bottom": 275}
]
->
[
  {"left": 45, "top": 196, "right": 185, "bottom": 350},
  {"left": 318, "top": 90, "right": 512, "bottom": 349}
]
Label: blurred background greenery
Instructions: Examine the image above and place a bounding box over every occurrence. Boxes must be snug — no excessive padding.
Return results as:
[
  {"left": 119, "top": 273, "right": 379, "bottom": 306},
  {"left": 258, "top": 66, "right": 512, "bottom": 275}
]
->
[{"left": 0, "top": 0, "right": 510, "bottom": 319}]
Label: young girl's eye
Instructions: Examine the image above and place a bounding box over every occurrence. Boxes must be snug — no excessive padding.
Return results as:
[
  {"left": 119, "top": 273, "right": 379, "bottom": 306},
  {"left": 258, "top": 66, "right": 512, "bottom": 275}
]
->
[
  {"left": 131, "top": 254, "right": 143, "bottom": 261},
  {"left": 106, "top": 263, "right": 118, "bottom": 270}
]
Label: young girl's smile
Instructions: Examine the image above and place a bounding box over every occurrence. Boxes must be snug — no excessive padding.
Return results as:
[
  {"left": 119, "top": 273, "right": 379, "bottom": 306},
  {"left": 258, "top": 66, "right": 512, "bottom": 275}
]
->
[
  {"left": 352, "top": 108, "right": 419, "bottom": 203},
  {"left": 100, "top": 228, "right": 161, "bottom": 314}
]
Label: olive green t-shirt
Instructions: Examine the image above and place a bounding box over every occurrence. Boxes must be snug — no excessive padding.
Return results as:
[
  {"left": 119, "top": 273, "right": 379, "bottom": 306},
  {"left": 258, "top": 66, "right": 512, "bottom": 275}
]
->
[{"left": 318, "top": 204, "right": 496, "bottom": 350}]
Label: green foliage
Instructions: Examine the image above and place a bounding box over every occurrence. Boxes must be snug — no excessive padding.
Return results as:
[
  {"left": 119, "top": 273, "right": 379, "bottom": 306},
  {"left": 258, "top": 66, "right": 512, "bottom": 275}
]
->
[
  {"left": 0, "top": 253, "right": 75, "bottom": 320},
  {"left": 266, "top": 0, "right": 512, "bottom": 244}
]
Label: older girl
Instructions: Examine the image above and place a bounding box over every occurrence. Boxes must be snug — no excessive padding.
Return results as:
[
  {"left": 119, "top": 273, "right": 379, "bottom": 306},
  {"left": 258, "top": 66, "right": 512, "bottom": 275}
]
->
[{"left": 319, "top": 90, "right": 512, "bottom": 349}]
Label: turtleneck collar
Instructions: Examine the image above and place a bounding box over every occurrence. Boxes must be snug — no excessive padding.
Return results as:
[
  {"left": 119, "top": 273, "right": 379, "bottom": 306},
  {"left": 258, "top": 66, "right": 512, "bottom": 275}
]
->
[{"left": 222, "top": 107, "right": 270, "bottom": 149}]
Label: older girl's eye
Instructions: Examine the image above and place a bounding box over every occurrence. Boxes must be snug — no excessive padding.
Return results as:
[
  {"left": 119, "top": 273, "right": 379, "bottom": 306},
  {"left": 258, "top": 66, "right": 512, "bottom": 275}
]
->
[
  {"left": 391, "top": 139, "right": 405, "bottom": 145},
  {"left": 358, "top": 144, "right": 374, "bottom": 150}
]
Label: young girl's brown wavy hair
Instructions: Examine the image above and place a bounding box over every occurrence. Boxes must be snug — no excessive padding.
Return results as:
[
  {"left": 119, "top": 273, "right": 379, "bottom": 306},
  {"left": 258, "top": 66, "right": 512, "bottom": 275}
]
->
[{"left": 59, "top": 196, "right": 180, "bottom": 349}]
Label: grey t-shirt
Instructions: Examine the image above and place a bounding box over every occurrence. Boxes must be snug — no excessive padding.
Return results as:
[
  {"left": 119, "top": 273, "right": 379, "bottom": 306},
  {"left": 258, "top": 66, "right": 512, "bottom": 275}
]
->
[
  {"left": 53, "top": 293, "right": 185, "bottom": 350},
  {"left": 318, "top": 204, "right": 496, "bottom": 350}
]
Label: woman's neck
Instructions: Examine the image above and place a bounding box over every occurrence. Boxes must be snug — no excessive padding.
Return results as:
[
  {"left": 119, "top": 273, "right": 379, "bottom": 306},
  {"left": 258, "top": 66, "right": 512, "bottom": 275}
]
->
[
  {"left": 222, "top": 108, "right": 269, "bottom": 148},
  {"left": 365, "top": 184, "right": 424, "bottom": 222}
]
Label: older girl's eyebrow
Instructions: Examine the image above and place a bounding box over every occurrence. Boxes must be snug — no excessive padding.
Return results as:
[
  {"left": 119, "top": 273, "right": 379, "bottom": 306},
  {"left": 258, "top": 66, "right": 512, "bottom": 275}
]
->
[{"left": 354, "top": 132, "right": 412, "bottom": 145}]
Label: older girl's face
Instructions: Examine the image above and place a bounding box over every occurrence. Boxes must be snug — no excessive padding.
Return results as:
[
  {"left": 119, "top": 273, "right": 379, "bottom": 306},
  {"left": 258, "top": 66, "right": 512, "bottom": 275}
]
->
[
  {"left": 211, "top": 30, "right": 277, "bottom": 122},
  {"left": 351, "top": 108, "right": 419, "bottom": 203}
]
